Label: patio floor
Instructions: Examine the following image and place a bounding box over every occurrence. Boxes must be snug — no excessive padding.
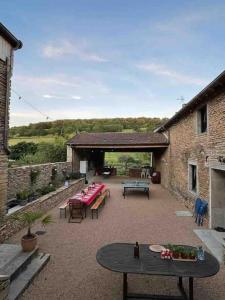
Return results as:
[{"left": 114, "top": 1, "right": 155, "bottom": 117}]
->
[{"left": 9, "top": 178, "right": 225, "bottom": 300}]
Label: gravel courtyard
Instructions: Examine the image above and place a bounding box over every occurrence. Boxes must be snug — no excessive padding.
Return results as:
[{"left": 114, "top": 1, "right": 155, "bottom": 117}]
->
[{"left": 9, "top": 179, "right": 225, "bottom": 300}]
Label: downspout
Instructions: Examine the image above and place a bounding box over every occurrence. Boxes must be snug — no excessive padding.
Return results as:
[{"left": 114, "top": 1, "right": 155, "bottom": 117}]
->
[{"left": 3, "top": 51, "right": 13, "bottom": 155}]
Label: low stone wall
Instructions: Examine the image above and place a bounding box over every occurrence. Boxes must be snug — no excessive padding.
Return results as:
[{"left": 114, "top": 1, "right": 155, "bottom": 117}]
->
[
  {"left": 8, "top": 162, "right": 72, "bottom": 200},
  {"left": 0, "top": 178, "right": 84, "bottom": 243}
]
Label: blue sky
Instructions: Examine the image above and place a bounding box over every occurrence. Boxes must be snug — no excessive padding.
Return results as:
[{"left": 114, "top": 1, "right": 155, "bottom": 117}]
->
[{"left": 1, "top": 0, "right": 225, "bottom": 126}]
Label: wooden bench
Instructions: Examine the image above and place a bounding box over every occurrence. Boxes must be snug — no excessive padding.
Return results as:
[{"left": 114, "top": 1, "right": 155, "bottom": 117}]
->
[
  {"left": 59, "top": 202, "right": 68, "bottom": 218},
  {"left": 102, "top": 188, "right": 110, "bottom": 198},
  {"left": 91, "top": 195, "right": 105, "bottom": 219}
]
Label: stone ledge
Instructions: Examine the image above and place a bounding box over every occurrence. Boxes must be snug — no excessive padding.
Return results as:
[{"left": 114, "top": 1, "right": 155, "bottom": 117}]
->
[{"left": 0, "top": 178, "right": 84, "bottom": 243}]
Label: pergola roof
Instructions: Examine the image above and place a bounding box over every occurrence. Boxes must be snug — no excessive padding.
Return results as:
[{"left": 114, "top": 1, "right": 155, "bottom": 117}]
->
[{"left": 67, "top": 132, "right": 168, "bottom": 149}]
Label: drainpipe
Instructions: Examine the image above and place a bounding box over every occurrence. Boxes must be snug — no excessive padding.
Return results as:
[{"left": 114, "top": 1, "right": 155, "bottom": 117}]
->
[{"left": 3, "top": 52, "right": 13, "bottom": 155}]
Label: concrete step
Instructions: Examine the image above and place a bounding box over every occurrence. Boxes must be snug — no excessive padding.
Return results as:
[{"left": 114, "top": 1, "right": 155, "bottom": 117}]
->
[
  {"left": 3, "top": 247, "right": 38, "bottom": 281},
  {"left": 211, "top": 230, "right": 225, "bottom": 247},
  {"left": 194, "top": 229, "right": 224, "bottom": 263},
  {"left": 8, "top": 253, "right": 50, "bottom": 300}
]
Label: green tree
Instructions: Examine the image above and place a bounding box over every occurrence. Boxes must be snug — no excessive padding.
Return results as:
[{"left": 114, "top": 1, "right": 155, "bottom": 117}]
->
[{"left": 9, "top": 142, "right": 38, "bottom": 160}]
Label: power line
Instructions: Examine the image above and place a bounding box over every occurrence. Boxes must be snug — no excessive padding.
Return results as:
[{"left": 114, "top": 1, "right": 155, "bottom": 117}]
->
[{"left": 11, "top": 89, "right": 52, "bottom": 121}]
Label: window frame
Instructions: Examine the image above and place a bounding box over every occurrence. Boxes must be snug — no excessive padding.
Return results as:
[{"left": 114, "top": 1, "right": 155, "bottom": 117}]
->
[
  {"left": 197, "top": 104, "right": 208, "bottom": 134},
  {"left": 188, "top": 160, "right": 198, "bottom": 195}
]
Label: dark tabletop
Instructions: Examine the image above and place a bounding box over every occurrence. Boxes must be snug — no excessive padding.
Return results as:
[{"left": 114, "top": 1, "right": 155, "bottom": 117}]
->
[{"left": 96, "top": 243, "right": 220, "bottom": 278}]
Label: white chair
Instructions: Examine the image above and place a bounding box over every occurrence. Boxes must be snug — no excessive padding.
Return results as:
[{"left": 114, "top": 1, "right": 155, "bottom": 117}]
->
[
  {"left": 141, "top": 168, "right": 146, "bottom": 178},
  {"left": 145, "top": 169, "right": 150, "bottom": 178}
]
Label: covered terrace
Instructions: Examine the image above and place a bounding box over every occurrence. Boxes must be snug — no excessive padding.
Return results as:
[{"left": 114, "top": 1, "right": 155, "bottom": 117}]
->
[{"left": 67, "top": 132, "right": 169, "bottom": 175}]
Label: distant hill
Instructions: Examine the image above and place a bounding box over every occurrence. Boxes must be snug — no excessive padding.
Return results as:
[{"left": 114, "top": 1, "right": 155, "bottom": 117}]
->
[{"left": 10, "top": 117, "right": 168, "bottom": 138}]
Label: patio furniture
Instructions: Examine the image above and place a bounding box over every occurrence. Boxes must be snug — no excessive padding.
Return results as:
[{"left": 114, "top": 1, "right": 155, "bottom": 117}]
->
[
  {"left": 151, "top": 171, "right": 161, "bottom": 184},
  {"left": 141, "top": 168, "right": 146, "bottom": 178},
  {"left": 102, "top": 188, "right": 110, "bottom": 198},
  {"left": 194, "top": 198, "right": 208, "bottom": 226},
  {"left": 122, "top": 181, "right": 149, "bottom": 199},
  {"left": 91, "top": 195, "right": 105, "bottom": 219},
  {"left": 69, "top": 183, "right": 105, "bottom": 207},
  {"left": 91, "top": 188, "right": 110, "bottom": 219},
  {"left": 68, "top": 199, "right": 85, "bottom": 223},
  {"left": 59, "top": 201, "right": 68, "bottom": 218},
  {"left": 96, "top": 243, "right": 220, "bottom": 300}
]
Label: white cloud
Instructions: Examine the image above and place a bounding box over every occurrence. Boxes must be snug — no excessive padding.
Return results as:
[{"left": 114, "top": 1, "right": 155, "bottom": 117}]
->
[
  {"left": 71, "top": 95, "right": 81, "bottom": 100},
  {"left": 137, "top": 63, "right": 207, "bottom": 86},
  {"left": 42, "top": 40, "right": 108, "bottom": 62},
  {"left": 42, "top": 94, "right": 82, "bottom": 100},
  {"left": 43, "top": 94, "right": 54, "bottom": 99}
]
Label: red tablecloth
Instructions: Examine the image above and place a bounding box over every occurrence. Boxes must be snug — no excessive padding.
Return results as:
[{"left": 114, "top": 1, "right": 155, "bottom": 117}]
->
[{"left": 68, "top": 183, "right": 105, "bottom": 206}]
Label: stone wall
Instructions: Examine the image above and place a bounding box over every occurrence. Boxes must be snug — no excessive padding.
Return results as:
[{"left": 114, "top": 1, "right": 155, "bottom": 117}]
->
[
  {"left": 8, "top": 162, "right": 72, "bottom": 200},
  {"left": 158, "top": 90, "right": 225, "bottom": 208},
  {"left": 0, "top": 178, "right": 84, "bottom": 242},
  {"left": 0, "top": 57, "right": 8, "bottom": 219}
]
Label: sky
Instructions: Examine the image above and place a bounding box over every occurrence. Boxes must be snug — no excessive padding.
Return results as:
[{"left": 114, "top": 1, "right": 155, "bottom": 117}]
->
[{"left": 1, "top": 0, "right": 225, "bottom": 126}]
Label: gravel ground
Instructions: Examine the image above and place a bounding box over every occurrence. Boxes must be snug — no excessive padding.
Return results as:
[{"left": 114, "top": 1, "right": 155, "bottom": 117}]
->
[{"left": 9, "top": 178, "right": 225, "bottom": 300}]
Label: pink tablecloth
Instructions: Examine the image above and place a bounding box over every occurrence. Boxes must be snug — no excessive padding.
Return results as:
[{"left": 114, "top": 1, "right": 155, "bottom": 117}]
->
[{"left": 68, "top": 183, "right": 105, "bottom": 206}]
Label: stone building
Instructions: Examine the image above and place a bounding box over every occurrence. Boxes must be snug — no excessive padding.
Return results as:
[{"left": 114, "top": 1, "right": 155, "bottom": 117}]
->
[
  {"left": 156, "top": 71, "right": 225, "bottom": 229},
  {"left": 0, "top": 23, "right": 22, "bottom": 220}
]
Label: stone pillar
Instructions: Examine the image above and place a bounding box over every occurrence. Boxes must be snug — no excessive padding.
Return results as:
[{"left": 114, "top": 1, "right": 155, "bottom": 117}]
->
[
  {"left": 67, "top": 145, "right": 73, "bottom": 162},
  {"left": 72, "top": 149, "right": 81, "bottom": 172}
]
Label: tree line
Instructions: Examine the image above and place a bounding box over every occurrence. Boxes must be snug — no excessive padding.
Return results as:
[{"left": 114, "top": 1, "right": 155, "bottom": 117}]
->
[{"left": 10, "top": 117, "right": 168, "bottom": 137}]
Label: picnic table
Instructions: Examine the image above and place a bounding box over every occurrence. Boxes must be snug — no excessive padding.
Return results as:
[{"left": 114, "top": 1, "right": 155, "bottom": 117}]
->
[
  {"left": 122, "top": 181, "right": 150, "bottom": 199},
  {"left": 96, "top": 243, "right": 220, "bottom": 300},
  {"left": 69, "top": 183, "right": 105, "bottom": 206},
  {"left": 68, "top": 183, "right": 105, "bottom": 222}
]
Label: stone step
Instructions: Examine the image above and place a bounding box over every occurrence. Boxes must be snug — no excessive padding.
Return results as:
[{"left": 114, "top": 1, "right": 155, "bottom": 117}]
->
[
  {"left": 8, "top": 252, "right": 50, "bottom": 300},
  {"left": 194, "top": 229, "right": 224, "bottom": 263},
  {"left": 211, "top": 230, "right": 225, "bottom": 247},
  {"left": 3, "top": 247, "right": 38, "bottom": 281}
]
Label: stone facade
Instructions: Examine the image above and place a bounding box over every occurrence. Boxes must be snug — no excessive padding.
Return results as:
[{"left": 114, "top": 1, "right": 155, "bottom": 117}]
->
[
  {"left": 0, "top": 57, "right": 8, "bottom": 220},
  {"left": 0, "top": 178, "right": 84, "bottom": 242},
  {"left": 8, "top": 162, "right": 72, "bottom": 200},
  {"left": 158, "top": 90, "right": 225, "bottom": 209}
]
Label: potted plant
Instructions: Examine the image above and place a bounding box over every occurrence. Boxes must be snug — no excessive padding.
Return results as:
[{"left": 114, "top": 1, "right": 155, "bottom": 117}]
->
[
  {"left": 171, "top": 245, "right": 181, "bottom": 259},
  {"left": 188, "top": 249, "right": 197, "bottom": 260},
  {"left": 13, "top": 211, "right": 52, "bottom": 252},
  {"left": 180, "top": 247, "right": 188, "bottom": 259}
]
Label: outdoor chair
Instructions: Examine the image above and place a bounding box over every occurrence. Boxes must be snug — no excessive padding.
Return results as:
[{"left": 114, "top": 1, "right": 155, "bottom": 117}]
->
[
  {"left": 141, "top": 168, "right": 146, "bottom": 178},
  {"left": 194, "top": 198, "right": 208, "bottom": 226},
  {"left": 145, "top": 169, "right": 150, "bottom": 178},
  {"left": 68, "top": 199, "right": 85, "bottom": 223}
]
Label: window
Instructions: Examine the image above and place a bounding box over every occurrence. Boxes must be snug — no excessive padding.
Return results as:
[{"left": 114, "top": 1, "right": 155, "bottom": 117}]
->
[
  {"left": 189, "top": 163, "right": 197, "bottom": 194},
  {"left": 197, "top": 105, "right": 207, "bottom": 133}
]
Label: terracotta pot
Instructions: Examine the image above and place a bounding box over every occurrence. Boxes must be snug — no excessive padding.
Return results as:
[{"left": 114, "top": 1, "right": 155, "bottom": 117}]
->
[{"left": 21, "top": 234, "right": 37, "bottom": 252}]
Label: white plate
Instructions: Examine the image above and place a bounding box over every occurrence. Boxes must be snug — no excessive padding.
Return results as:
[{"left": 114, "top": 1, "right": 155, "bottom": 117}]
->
[{"left": 149, "top": 245, "right": 166, "bottom": 252}]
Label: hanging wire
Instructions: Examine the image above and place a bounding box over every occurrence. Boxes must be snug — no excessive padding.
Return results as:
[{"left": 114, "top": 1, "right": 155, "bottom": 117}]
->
[{"left": 11, "top": 88, "right": 52, "bottom": 121}]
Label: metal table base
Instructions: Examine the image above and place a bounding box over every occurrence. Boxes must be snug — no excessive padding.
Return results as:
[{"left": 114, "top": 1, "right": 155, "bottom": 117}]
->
[{"left": 123, "top": 273, "right": 193, "bottom": 300}]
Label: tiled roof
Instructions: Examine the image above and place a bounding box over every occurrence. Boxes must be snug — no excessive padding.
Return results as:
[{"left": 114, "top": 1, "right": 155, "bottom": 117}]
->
[{"left": 67, "top": 132, "right": 168, "bottom": 146}]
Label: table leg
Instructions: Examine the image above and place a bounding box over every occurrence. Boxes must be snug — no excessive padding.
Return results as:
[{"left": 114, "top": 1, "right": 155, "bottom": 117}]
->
[
  {"left": 123, "top": 188, "right": 126, "bottom": 199},
  {"left": 178, "top": 277, "right": 183, "bottom": 288},
  {"left": 123, "top": 273, "right": 127, "bottom": 300},
  {"left": 189, "top": 277, "right": 193, "bottom": 300}
]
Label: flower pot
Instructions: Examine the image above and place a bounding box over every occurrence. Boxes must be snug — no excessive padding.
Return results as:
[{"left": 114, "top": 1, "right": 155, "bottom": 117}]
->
[
  {"left": 21, "top": 234, "right": 37, "bottom": 252},
  {"left": 172, "top": 252, "right": 180, "bottom": 259}
]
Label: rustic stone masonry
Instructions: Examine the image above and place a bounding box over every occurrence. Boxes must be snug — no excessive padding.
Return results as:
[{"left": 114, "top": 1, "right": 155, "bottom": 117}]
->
[
  {"left": 8, "top": 161, "right": 72, "bottom": 200},
  {"left": 0, "top": 58, "right": 8, "bottom": 219},
  {"left": 0, "top": 178, "right": 84, "bottom": 242},
  {"left": 158, "top": 91, "right": 225, "bottom": 209}
]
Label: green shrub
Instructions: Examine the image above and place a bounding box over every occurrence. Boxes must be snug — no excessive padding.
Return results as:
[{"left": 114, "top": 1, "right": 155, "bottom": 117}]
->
[{"left": 37, "top": 185, "right": 56, "bottom": 196}]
